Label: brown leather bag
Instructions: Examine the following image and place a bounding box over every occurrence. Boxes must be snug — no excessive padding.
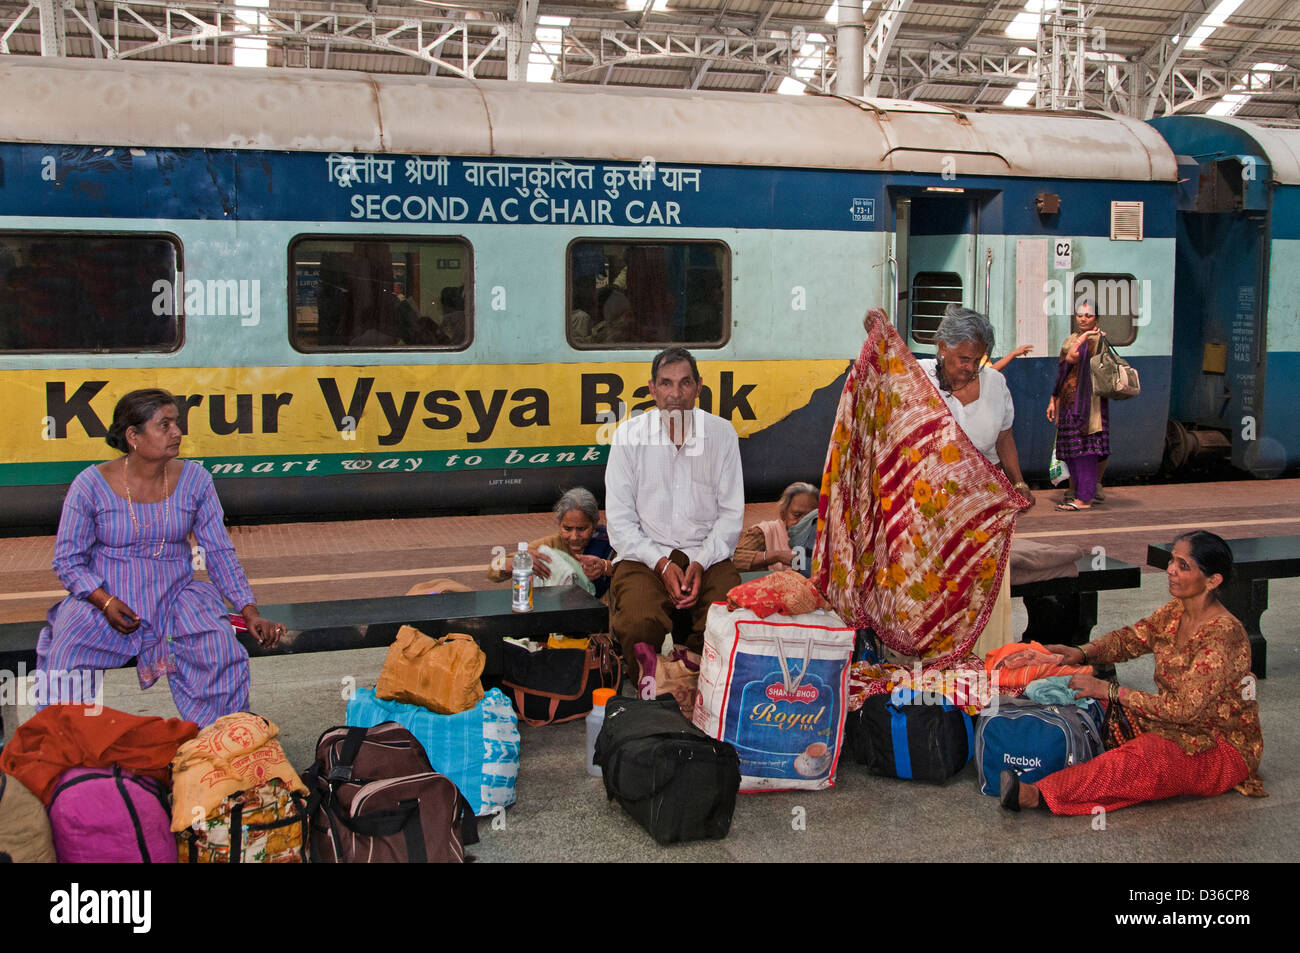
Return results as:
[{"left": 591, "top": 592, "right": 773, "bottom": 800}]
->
[{"left": 376, "top": 626, "right": 485, "bottom": 715}]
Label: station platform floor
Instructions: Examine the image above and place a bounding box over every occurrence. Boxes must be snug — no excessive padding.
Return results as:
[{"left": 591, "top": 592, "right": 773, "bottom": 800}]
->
[{"left": 1, "top": 477, "right": 1296, "bottom": 863}]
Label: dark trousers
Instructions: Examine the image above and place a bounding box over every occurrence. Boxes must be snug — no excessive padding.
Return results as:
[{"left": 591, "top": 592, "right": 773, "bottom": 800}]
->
[{"left": 611, "top": 556, "right": 741, "bottom": 684}]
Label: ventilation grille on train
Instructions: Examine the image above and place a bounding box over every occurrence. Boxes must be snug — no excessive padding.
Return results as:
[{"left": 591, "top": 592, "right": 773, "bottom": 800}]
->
[
  {"left": 910, "top": 271, "right": 963, "bottom": 344},
  {"left": 1110, "top": 201, "right": 1144, "bottom": 241}
]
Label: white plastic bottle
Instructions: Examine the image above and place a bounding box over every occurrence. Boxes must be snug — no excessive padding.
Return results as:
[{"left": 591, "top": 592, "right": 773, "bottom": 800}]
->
[
  {"left": 586, "top": 688, "right": 618, "bottom": 777},
  {"left": 511, "top": 542, "right": 534, "bottom": 613}
]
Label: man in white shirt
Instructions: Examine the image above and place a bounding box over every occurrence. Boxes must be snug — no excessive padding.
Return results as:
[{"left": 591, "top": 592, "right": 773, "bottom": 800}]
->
[{"left": 605, "top": 346, "right": 745, "bottom": 683}]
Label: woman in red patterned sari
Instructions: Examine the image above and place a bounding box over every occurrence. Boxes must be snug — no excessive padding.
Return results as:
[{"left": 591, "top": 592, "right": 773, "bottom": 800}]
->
[{"left": 1001, "top": 530, "right": 1265, "bottom": 813}]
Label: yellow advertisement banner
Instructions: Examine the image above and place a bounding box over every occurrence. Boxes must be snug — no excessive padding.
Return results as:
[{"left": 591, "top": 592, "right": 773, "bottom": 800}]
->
[{"left": 7, "top": 360, "right": 849, "bottom": 463}]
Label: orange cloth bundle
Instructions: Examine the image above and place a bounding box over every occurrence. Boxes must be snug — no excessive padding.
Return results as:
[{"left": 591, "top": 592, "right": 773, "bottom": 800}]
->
[
  {"left": 0, "top": 705, "right": 197, "bottom": 805},
  {"left": 983, "top": 640, "right": 1092, "bottom": 690},
  {"left": 376, "top": 626, "right": 485, "bottom": 715},
  {"left": 169, "top": 712, "right": 307, "bottom": 832},
  {"left": 727, "top": 570, "right": 830, "bottom": 619}
]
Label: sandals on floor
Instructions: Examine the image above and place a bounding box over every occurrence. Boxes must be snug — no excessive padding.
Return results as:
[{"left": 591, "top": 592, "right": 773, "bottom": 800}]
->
[
  {"left": 1000, "top": 769, "right": 1051, "bottom": 812},
  {"left": 1056, "top": 499, "right": 1092, "bottom": 511}
]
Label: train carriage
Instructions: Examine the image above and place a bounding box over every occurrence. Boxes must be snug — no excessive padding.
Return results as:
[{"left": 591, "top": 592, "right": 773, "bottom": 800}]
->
[
  {"left": 1148, "top": 115, "right": 1300, "bottom": 479},
  {"left": 0, "top": 57, "right": 1178, "bottom": 527}
]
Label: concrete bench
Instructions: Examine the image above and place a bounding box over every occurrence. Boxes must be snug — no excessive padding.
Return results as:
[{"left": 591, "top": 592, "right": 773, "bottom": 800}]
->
[
  {"left": 0, "top": 586, "right": 609, "bottom": 677},
  {"left": 1011, "top": 555, "right": 1142, "bottom": 645},
  {"left": 1147, "top": 536, "right": 1291, "bottom": 678}
]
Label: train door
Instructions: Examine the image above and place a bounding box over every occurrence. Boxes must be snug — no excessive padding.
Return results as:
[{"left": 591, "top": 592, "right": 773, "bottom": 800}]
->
[
  {"left": 891, "top": 192, "right": 979, "bottom": 349},
  {"left": 1168, "top": 156, "right": 1281, "bottom": 476}
]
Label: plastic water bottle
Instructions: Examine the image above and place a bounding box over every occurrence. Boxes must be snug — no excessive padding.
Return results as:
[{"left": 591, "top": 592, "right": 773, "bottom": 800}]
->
[
  {"left": 586, "top": 688, "right": 618, "bottom": 777},
  {"left": 511, "top": 542, "right": 534, "bottom": 613}
]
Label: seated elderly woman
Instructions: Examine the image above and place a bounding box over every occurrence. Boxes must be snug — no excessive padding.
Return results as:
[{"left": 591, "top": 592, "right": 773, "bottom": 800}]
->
[
  {"left": 37, "top": 389, "right": 283, "bottom": 728},
  {"left": 1002, "top": 530, "right": 1265, "bottom": 813},
  {"left": 732, "top": 481, "right": 819, "bottom": 573},
  {"left": 487, "top": 487, "right": 615, "bottom": 598}
]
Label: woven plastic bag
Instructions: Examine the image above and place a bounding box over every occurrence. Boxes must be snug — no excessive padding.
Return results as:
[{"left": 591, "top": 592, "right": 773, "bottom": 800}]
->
[
  {"left": 693, "top": 604, "right": 854, "bottom": 791},
  {"left": 347, "top": 687, "right": 519, "bottom": 817}
]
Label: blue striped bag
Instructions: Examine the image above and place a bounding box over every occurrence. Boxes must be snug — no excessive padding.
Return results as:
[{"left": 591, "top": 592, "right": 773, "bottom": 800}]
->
[{"left": 346, "top": 687, "right": 519, "bottom": 817}]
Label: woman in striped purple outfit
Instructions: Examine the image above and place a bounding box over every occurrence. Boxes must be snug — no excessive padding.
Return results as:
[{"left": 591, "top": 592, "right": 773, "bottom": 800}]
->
[{"left": 37, "top": 389, "right": 284, "bottom": 727}]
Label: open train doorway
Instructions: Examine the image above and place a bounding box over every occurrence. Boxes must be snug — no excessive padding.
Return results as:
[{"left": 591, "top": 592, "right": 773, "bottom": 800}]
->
[{"left": 891, "top": 190, "right": 996, "bottom": 352}]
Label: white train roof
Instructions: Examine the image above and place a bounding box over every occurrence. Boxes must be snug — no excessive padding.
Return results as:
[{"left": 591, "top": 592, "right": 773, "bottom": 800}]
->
[
  {"left": 0, "top": 57, "right": 1176, "bottom": 182},
  {"left": 1191, "top": 117, "right": 1300, "bottom": 186}
]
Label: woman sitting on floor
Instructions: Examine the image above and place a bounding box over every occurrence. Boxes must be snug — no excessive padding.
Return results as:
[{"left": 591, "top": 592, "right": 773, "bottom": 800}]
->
[
  {"left": 1001, "top": 530, "right": 1265, "bottom": 813},
  {"left": 487, "top": 487, "right": 615, "bottom": 598},
  {"left": 732, "top": 481, "right": 819, "bottom": 573}
]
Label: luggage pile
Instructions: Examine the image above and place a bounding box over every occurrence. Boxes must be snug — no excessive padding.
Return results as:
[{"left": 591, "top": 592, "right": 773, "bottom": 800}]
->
[
  {"left": 594, "top": 574, "right": 858, "bottom": 845},
  {"left": 341, "top": 623, "right": 520, "bottom": 820},
  {"left": 171, "top": 712, "right": 310, "bottom": 863}
]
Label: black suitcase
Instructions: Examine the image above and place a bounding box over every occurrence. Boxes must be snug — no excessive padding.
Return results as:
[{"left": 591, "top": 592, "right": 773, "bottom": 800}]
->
[
  {"left": 846, "top": 688, "right": 974, "bottom": 783},
  {"left": 593, "top": 695, "right": 740, "bottom": 846}
]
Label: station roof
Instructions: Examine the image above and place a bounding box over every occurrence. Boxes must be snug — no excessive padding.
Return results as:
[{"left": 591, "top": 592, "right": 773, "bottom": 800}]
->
[{"left": 0, "top": 0, "right": 1298, "bottom": 123}]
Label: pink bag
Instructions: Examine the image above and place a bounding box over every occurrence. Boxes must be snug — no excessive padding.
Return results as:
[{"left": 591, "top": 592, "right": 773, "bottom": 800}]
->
[
  {"left": 634, "top": 644, "right": 702, "bottom": 720},
  {"left": 48, "top": 765, "right": 177, "bottom": 863}
]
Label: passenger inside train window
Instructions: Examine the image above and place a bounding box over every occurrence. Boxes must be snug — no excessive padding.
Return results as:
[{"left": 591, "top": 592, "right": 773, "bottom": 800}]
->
[
  {"left": 0, "top": 234, "right": 179, "bottom": 352},
  {"left": 292, "top": 237, "right": 471, "bottom": 350},
  {"left": 566, "top": 240, "right": 729, "bottom": 348}
]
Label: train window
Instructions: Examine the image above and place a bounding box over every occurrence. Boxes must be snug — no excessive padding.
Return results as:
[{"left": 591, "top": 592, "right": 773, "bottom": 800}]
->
[
  {"left": 566, "top": 240, "right": 729, "bottom": 348},
  {"left": 1072, "top": 273, "right": 1140, "bottom": 346},
  {"left": 0, "top": 233, "right": 180, "bottom": 352},
  {"left": 290, "top": 237, "right": 472, "bottom": 351},
  {"left": 910, "top": 271, "right": 963, "bottom": 345}
]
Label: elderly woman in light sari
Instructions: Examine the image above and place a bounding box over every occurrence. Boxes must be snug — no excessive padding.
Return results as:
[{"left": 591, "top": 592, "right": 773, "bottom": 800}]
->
[{"left": 732, "top": 482, "right": 819, "bottom": 574}]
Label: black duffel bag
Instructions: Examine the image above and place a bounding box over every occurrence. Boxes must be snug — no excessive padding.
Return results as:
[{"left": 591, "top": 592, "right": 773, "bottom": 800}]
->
[
  {"left": 846, "top": 688, "right": 974, "bottom": 783},
  {"left": 593, "top": 695, "right": 740, "bottom": 846},
  {"left": 500, "top": 634, "right": 620, "bottom": 727}
]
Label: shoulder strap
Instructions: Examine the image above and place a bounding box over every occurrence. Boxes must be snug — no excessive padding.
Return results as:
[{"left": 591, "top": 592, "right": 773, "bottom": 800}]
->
[
  {"left": 113, "top": 765, "right": 152, "bottom": 864},
  {"left": 327, "top": 726, "right": 371, "bottom": 783}
]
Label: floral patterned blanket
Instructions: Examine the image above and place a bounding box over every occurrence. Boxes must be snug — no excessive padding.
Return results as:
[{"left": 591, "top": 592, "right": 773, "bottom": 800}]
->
[{"left": 811, "top": 309, "right": 1029, "bottom": 704}]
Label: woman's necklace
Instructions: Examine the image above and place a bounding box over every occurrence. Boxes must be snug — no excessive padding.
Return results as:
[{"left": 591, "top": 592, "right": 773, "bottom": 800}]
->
[{"left": 124, "top": 456, "right": 170, "bottom": 557}]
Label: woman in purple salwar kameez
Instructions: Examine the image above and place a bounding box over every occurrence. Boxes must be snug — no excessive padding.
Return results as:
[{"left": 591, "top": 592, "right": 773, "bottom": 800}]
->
[
  {"left": 37, "top": 389, "right": 283, "bottom": 727},
  {"left": 1047, "top": 301, "right": 1110, "bottom": 511}
]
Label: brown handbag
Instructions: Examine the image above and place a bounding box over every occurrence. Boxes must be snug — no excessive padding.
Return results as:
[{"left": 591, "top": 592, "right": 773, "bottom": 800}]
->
[
  {"left": 1101, "top": 698, "right": 1142, "bottom": 751},
  {"left": 376, "top": 626, "right": 485, "bottom": 715}
]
